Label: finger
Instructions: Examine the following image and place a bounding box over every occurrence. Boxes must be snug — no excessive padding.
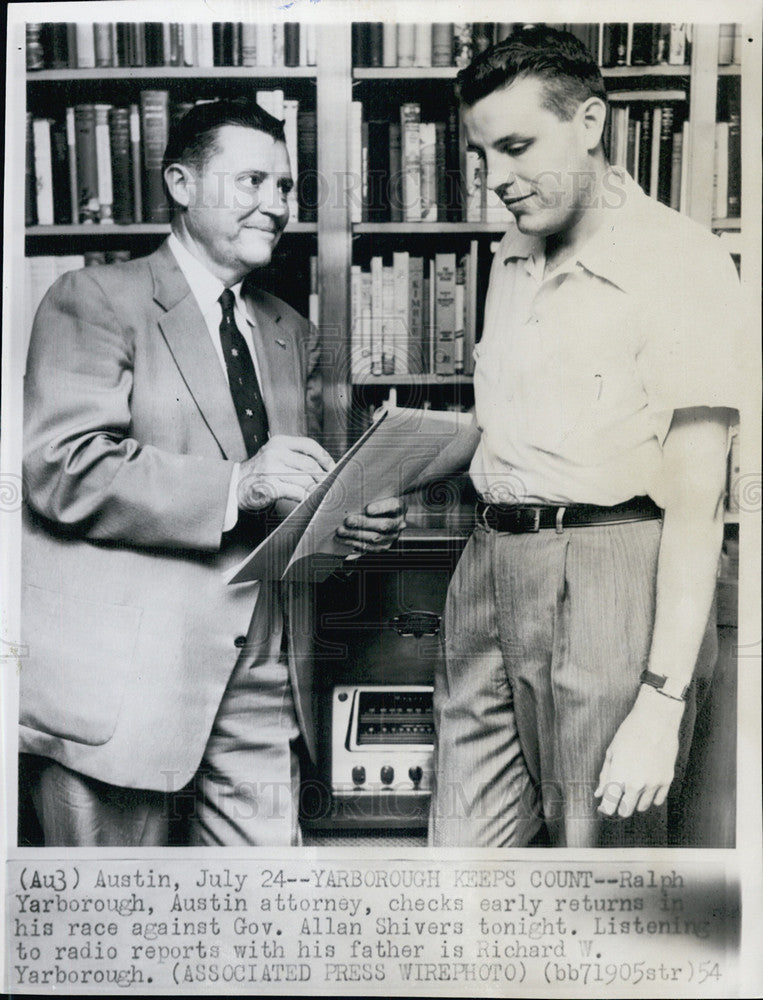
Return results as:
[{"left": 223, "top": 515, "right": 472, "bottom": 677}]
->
[
  {"left": 365, "top": 496, "right": 406, "bottom": 517},
  {"left": 275, "top": 435, "right": 335, "bottom": 472},
  {"left": 616, "top": 785, "right": 644, "bottom": 818},
  {"left": 594, "top": 752, "right": 613, "bottom": 798},
  {"left": 635, "top": 786, "right": 658, "bottom": 812},
  {"left": 652, "top": 784, "right": 670, "bottom": 808},
  {"left": 335, "top": 527, "right": 388, "bottom": 547},
  {"left": 343, "top": 514, "right": 405, "bottom": 534},
  {"left": 596, "top": 780, "right": 623, "bottom": 816},
  {"left": 270, "top": 449, "right": 331, "bottom": 478}
]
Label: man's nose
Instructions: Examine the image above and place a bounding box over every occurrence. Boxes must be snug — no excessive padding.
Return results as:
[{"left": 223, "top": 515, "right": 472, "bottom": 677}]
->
[
  {"left": 485, "top": 152, "right": 514, "bottom": 195},
  {"left": 257, "top": 176, "right": 289, "bottom": 217}
]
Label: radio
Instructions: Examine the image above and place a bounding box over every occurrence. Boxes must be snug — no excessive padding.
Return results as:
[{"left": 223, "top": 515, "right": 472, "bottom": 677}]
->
[{"left": 331, "top": 685, "right": 434, "bottom": 798}]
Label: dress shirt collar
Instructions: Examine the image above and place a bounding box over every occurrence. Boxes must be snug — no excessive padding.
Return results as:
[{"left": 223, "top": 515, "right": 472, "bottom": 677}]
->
[
  {"left": 498, "top": 166, "right": 648, "bottom": 294},
  {"left": 167, "top": 232, "right": 250, "bottom": 323}
]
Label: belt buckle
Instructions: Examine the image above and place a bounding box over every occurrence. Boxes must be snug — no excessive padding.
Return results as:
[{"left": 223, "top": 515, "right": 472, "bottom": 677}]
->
[
  {"left": 523, "top": 507, "right": 541, "bottom": 533},
  {"left": 508, "top": 506, "right": 541, "bottom": 533}
]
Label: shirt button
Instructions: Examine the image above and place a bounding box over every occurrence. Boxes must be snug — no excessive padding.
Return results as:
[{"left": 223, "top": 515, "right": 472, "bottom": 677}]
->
[{"left": 234, "top": 635, "right": 247, "bottom": 649}]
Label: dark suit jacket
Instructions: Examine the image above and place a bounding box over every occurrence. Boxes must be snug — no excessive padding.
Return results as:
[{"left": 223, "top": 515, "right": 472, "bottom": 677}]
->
[{"left": 21, "top": 239, "right": 322, "bottom": 789}]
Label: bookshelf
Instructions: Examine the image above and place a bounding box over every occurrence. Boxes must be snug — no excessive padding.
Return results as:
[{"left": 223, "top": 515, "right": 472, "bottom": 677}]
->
[{"left": 24, "top": 19, "right": 744, "bottom": 459}]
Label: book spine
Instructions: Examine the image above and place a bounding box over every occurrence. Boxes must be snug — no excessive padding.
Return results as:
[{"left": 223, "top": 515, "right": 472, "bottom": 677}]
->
[
  {"left": 649, "top": 106, "right": 661, "bottom": 199},
  {"left": 454, "top": 260, "right": 465, "bottom": 374},
  {"left": 26, "top": 23, "right": 45, "bottom": 70},
  {"left": 284, "top": 23, "right": 299, "bottom": 66},
  {"left": 393, "top": 251, "right": 411, "bottom": 374},
  {"left": 434, "top": 253, "right": 457, "bottom": 375},
  {"left": 272, "top": 24, "right": 285, "bottom": 67},
  {"left": 76, "top": 23, "right": 96, "bottom": 68},
  {"left": 349, "top": 101, "right": 363, "bottom": 224},
  {"left": 382, "top": 22, "right": 397, "bottom": 67},
  {"left": 197, "top": 24, "right": 215, "bottom": 67},
  {"left": 116, "top": 22, "right": 130, "bottom": 66},
  {"left": 350, "top": 265, "right": 366, "bottom": 378},
  {"left": 496, "top": 23, "right": 515, "bottom": 43},
  {"left": 109, "top": 107, "right": 133, "bottom": 224},
  {"left": 50, "top": 23, "right": 70, "bottom": 69},
  {"left": 414, "top": 23, "right": 432, "bottom": 67},
  {"left": 144, "top": 22, "right": 164, "bottom": 66},
  {"left": 445, "top": 104, "right": 461, "bottom": 221},
  {"left": 94, "top": 23, "right": 115, "bottom": 67},
  {"left": 668, "top": 23, "right": 687, "bottom": 65},
  {"left": 434, "top": 121, "right": 447, "bottom": 220},
  {"left": 66, "top": 23, "right": 78, "bottom": 68},
  {"left": 167, "top": 22, "right": 182, "bottom": 66},
  {"left": 50, "top": 119, "right": 73, "bottom": 224},
  {"left": 471, "top": 23, "right": 494, "bottom": 55},
  {"left": 256, "top": 22, "right": 273, "bottom": 66},
  {"left": 132, "top": 24, "right": 146, "bottom": 67},
  {"left": 727, "top": 106, "right": 741, "bottom": 217},
  {"left": 714, "top": 121, "right": 730, "bottom": 218},
  {"left": 181, "top": 25, "right": 198, "bottom": 68},
  {"left": 669, "top": 131, "right": 682, "bottom": 210},
  {"left": 304, "top": 24, "right": 317, "bottom": 65},
  {"left": 453, "top": 24, "right": 473, "bottom": 68},
  {"left": 212, "top": 23, "right": 226, "bottom": 65},
  {"left": 240, "top": 23, "right": 257, "bottom": 66},
  {"left": 366, "top": 121, "right": 390, "bottom": 223},
  {"left": 283, "top": 99, "right": 300, "bottom": 220},
  {"left": 637, "top": 106, "right": 651, "bottom": 192},
  {"left": 370, "top": 256, "right": 384, "bottom": 376},
  {"left": 25, "top": 113, "right": 37, "bottom": 226},
  {"left": 297, "top": 110, "right": 317, "bottom": 222},
  {"left": 140, "top": 90, "right": 170, "bottom": 223},
  {"left": 463, "top": 241, "right": 478, "bottom": 376},
  {"left": 381, "top": 266, "right": 395, "bottom": 374},
  {"left": 408, "top": 256, "right": 424, "bottom": 374},
  {"left": 65, "top": 107, "right": 79, "bottom": 222},
  {"left": 367, "top": 23, "right": 383, "bottom": 67},
  {"left": 464, "top": 149, "right": 483, "bottom": 222},
  {"left": 397, "top": 25, "right": 416, "bottom": 67},
  {"left": 389, "top": 123, "right": 403, "bottom": 223},
  {"left": 718, "top": 23, "right": 734, "bottom": 65},
  {"left": 128, "top": 104, "right": 143, "bottom": 223},
  {"left": 657, "top": 104, "right": 674, "bottom": 205},
  {"left": 400, "top": 102, "right": 422, "bottom": 222},
  {"left": 432, "top": 23, "right": 453, "bottom": 66},
  {"left": 419, "top": 122, "right": 438, "bottom": 222},
  {"left": 94, "top": 104, "right": 114, "bottom": 223},
  {"left": 74, "top": 104, "right": 100, "bottom": 222}
]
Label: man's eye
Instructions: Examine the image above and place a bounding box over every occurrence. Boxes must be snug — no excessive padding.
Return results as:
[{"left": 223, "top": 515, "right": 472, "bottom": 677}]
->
[
  {"left": 243, "top": 174, "right": 265, "bottom": 187},
  {"left": 278, "top": 179, "right": 294, "bottom": 195},
  {"left": 506, "top": 143, "right": 530, "bottom": 156}
]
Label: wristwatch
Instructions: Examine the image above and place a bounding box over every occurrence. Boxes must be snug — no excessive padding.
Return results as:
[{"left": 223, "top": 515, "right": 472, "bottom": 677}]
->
[{"left": 640, "top": 669, "right": 689, "bottom": 702}]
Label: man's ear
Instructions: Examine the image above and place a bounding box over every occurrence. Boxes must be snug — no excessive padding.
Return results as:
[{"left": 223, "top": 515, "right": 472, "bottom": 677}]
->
[
  {"left": 579, "top": 96, "right": 607, "bottom": 153},
  {"left": 163, "top": 162, "right": 195, "bottom": 210}
]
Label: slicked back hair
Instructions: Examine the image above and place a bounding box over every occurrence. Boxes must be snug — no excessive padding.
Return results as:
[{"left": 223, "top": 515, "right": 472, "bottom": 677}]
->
[{"left": 456, "top": 25, "right": 608, "bottom": 122}]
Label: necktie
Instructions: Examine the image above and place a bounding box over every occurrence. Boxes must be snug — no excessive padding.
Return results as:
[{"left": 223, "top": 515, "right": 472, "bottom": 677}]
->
[{"left": 218, "top": 288, "right": 269, "bottom": 457}]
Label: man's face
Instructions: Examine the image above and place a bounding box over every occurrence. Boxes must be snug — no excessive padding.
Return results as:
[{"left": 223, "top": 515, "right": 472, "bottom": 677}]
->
[
  {"left": 462, "top": 75, "right": 596, "bottom": 238},
  {"left": 183, "top": 124, "right": 292, "bottom": 280}
]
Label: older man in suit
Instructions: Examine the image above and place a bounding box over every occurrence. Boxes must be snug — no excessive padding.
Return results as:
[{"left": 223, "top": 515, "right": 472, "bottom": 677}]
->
[{"left": 20, "top": 99, "right": 404, "bottom": 847}]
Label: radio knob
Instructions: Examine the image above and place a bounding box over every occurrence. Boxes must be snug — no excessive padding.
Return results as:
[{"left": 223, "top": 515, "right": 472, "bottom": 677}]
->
[
  {"left": 408, "top": 765, "right": 423, "bottom": 786},
  {"left": 380, "top": 765, "right": 394, "bottom": 785},
  {"left": 351, "top": 766, "right": 366, "bottom": 786}
]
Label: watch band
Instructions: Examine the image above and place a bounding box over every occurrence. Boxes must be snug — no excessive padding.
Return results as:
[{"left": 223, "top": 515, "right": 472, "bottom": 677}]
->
[{"left": 640, "top": 669, "right": 689, "bottom": 702}]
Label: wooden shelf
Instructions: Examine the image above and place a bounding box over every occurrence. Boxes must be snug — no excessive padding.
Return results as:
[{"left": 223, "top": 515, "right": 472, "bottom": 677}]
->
[
  {"left": 27, "top": 66, "right": 317, "bottom": 82},
  {"left": 26, "top": 223, "right": 318, "bottom": 237},
  {"left": 354, "top": 222, "right": 507, "bottom": 235},
  {"left": 608, "top": 89, "right": 686, "bottom": 102},
  {"left": 717, "top": 64, "right": 742, "bottom": 75},
  {"left": 353, "top": 375, "right": 474, "bottom": 387},
  {"left": 712, "top": 217, "right": 741, "bottom": 231},
  {"left": 601, "top": 64, "right": 690, "bottom": 77}
]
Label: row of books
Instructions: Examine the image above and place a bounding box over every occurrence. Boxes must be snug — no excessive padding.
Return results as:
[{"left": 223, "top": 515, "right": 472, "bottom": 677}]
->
[
  {"left": 607, "top": 102, "right": 688, "bottom": 211},
  {"left": 351, "top": 22, "right": 695, "bottom": 69},
  {"left": 25, "top": 92, "right": 317, "bottom": 227},
  {"left": 26, "top": 22, "right": 317, "bottom": 70},
  {"left": 350, "top": 245, "right": 480, "bottom": 379}
]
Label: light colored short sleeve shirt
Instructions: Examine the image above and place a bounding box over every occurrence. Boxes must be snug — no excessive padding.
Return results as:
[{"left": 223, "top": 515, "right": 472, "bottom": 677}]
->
[{"left": 470, "top": 168, "right": 744, "bottom": 508}]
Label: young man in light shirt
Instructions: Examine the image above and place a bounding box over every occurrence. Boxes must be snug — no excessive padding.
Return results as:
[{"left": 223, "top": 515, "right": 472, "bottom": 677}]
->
[{"left": 429, "top": 27, "right": 742, "bottom": 848}]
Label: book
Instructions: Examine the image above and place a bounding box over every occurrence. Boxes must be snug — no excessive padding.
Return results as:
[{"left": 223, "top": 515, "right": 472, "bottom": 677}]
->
[
  {"left": 65, "top": 107, "right": 79, "bottom": 222},
  {"left": 432, "top": 23, "right": 452, "bottom": 66},
  {"left": 434, "top": 253, "right": 457, "bottom": 375},
  {"left": 366, "top": 23, "right": 383, "bottom": 67},
  {"left": 359, "top": 272, "right": 373, "bottom": 378},
  {"left": 637, "top": 106, "right": 651, "bottom": 193},
  {"left": 414, "top": 23, "right": 432, "bottom": 67},
  {"left": 32, "top": 119, "right": 54, "bottom": 226},
  {"left": 284, "top": 23, "right": 300, "bottom": 66},
  {"left": 94, "top": 23, "right": 115, "bottom": 67},
  {"left": 241, "top": 23, "right": 257, "bottom": 66},
  {"left": 303, "top": 24, "right": 317, "bottom": 66},
  {"left": 649, "top": 106, "right": 661, "bottom": 199},
  {"left": 669, "top": 131, "right": 683, "bottom": 210},
  {"left": 25, "top": 113, "right": 37, "bottom": 226},
  {"left": 349, "top": 265, "right": 367, "bottom": 378},
  {"left": 389, "top": 124, "right": 403, "bottom": 223},
  {"left": 140, "top": 90, "right": 170, "bottom": 223},
  {"left": 657, "top": 104, "right": 674, "bottom": 205},
  {"left": 75, "top": 23, "right": 96, "bottom": 68},
  {"left": 679, "top": 120, "right": 690, "bottom": 213},
  {"left": 370, "top": 256, "right": 384, "bottom": 375},
  {"left": 50, "top": 119, "right": 73, "bottom": 224},
  {"left": 256, "top": 23, "right": 274, "bottom": 66},
  {"left": 445, "top": 105, "right": 461, "bottom": 221},
  {"left": 382, "top": 23, "right": 397, "bottom": 67},
  {"left": 419, "top": 122, "right": 438, "bottom": 221},
  {"left": 409, "top": 256, "right": 425, "bottom": 374},
  {"left": 297, "top": 110, "right": 317, "bottom": 222},
  {"left": 397, "top": 25, "right": 416, "bottom": 67},
  {"left": 602, "top": 23, "right": 627, "bottom": 67},
  {"left": 74, "top": 104, "right": 100, "bottom": 223},
  {"left": 713, "top": 121, "right": 730, "bottom": 218},
  {"left": 94, "top": 104, "right": 114, "bottom": 223},
  {"left": 349, "top": 101, "right": 363, "bottom": 224},
  {"left": 400, "top": 102, "right": 422, "bottom": 222},
  {"left": 366, "top": 120, "right": 391, "bottom": 222},
  {"left": 472, "top": 23, "right": 494, "bottom": 55},
  {"left": 283, "top": 99, "right": 299, "bottom": 220},
  {"left": 434, "top": 121, "right": 447, "bottom": 219},
  {"left": 197, "top": 24, "right": 215, "bottom": 67},
  {"left": 668, "top": 24, "right": 688, "bottom": 65},
  {"left": 48, "top": 22, "right": 70, "bottom": 68},
  {"left": 463, "top": 241, "right": 478, "bottom": 375},
  {"left": 393, "top": 251, "right": 411, "bottom": 374},
  {"left": 109, "top": 107, "right": 133, "bottom": 224},
  {"left": 453, "top": 260, "right": 465, "bottom": 373},
  {"left": 180, "top": 24, "right": 198, "bottom": 67},
  {"left": 26, "top": 23, "right": 45, "bottom": 70},
  {"left": 727, "top": 103, "right": 741, "bottom": 217},
  {"left": 718, "top": 24, "right": 734, "bottom": 65},
  {"left": 129, "top": 104, "right": 143, "bottom": 223},
  {"left": 381, "top": 265, "right": 395, "bottom": 374},
  {"left": 464, "top": 149, "right": 484, "bottom": 222},
  {"left": 453, "top": 24, "right": 473, "bottom": 68},
  {"left": 630, "top": 24, "right": 653, "bottom": 66},
  {"left": 272, "top": 24, "right": 284, "bottom": 67}
]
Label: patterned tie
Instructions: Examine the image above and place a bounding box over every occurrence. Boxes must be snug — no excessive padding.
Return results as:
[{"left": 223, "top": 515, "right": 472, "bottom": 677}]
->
[{"left": 218, "top": 288, "right": 269, "bottom": 457}]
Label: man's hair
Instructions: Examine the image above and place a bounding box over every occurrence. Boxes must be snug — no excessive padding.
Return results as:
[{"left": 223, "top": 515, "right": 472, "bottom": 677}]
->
[
  {"left": 162, "top": 98, "right": 286, "bottom": 208},
  {"left": 455, "top": 25, "right": 608, "bottom": 121}
]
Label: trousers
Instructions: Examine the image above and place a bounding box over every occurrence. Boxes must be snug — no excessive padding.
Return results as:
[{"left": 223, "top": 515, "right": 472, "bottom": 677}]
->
[
  {"left": 22, "top": 584, "right": 301, "bottom": 847},
  {"left": 429, "top": 519, "right": 716, "bottom": 848}
]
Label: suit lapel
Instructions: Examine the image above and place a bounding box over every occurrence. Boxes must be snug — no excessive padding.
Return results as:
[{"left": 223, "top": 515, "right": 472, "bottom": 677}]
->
[
  {"left": 245, "top": 291, "right": 302, "bottom": 435},
  {"left": 149, "top": 242, "right": 247, "bottom": 462}
]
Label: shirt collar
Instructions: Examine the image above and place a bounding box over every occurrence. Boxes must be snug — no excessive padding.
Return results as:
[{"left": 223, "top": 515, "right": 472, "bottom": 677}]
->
[
  {"left": 499, "top": 167, "right": 649, "bottom": 294},
  {"left": 168, "top": 232, "right": 250, "bottom": 323}
]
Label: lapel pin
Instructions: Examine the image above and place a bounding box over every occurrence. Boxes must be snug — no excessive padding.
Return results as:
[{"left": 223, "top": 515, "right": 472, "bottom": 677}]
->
[{"left": 275, "top": 338, "right": 287, "bottom": 349}]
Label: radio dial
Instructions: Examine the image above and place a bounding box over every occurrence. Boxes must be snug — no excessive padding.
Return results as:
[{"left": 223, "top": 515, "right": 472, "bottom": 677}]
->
[
  {"left": 351, "top": 765, "right": 366, "bottom": 785},
  {"left": 380, "top": 765, "right": 394, "bottom": 785},
  {"left": 409, "top": 765, "right": 423, "bottom": 786}
]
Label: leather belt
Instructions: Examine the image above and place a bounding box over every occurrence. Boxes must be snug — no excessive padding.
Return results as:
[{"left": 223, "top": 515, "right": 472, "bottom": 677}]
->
[{"left": 476, "top": 496, "right": 662, "bottom": 534}]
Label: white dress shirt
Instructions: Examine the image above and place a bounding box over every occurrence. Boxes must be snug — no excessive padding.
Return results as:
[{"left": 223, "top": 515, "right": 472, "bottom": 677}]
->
[
  {"left": 168, "top": 233, "right": 266, "bottom": 529},
  {"left": 470, "top": 168, "right": 743, "bottom": 508}
]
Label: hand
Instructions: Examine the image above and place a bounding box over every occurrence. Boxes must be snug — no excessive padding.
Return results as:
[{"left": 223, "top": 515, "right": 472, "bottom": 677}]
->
[
  {"left": 594, "top": 686, "right": 684, "bottom": 818},
  {"left": 334, "top": 497, "right": 407, "bottom": 554},
  {"left": 237, "top": 435, "right": 334, "bottom": 511}
]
